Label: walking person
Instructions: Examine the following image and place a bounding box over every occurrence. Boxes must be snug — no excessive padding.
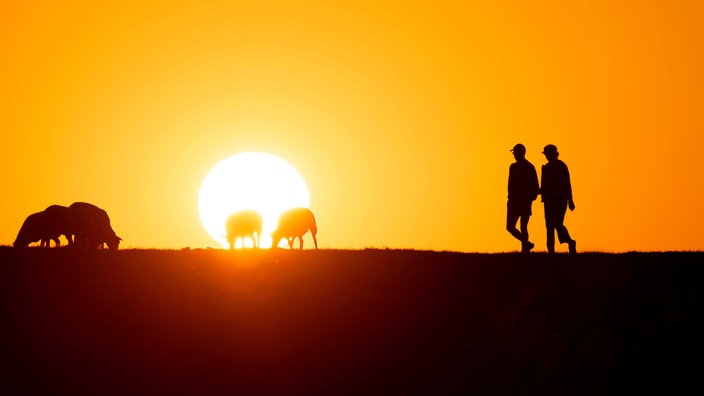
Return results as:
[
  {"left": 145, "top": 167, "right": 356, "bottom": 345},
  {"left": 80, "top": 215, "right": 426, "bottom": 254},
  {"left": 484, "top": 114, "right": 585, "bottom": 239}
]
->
[
  {"left": 540, "top": 144, "right": 577, "bottom": 254},
  {"left": 506, "top": 144, "right": 539, "bottom": 253}
]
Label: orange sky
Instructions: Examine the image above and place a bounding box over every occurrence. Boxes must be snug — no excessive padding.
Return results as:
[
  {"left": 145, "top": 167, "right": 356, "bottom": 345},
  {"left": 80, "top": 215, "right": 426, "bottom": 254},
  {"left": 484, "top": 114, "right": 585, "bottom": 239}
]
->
[{"left": 1, "top": 1, "right": 703, "bottom": 252}]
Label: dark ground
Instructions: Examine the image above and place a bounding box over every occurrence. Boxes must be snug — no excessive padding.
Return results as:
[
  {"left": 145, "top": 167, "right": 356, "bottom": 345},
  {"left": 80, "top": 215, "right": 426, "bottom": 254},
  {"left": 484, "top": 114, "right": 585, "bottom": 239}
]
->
[{"left": 1, "top": 248, "right": 702, "bottom": 395}]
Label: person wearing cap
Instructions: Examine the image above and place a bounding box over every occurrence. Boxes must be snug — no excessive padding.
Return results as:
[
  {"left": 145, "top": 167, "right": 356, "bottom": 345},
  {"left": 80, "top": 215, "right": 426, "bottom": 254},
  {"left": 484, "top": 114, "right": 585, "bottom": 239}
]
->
[
  {"left": 506, "top": 143, "right": 539, "bottom": 253},
  {"left": 540, "top": 144, "right": 577, "bottom": 254}
]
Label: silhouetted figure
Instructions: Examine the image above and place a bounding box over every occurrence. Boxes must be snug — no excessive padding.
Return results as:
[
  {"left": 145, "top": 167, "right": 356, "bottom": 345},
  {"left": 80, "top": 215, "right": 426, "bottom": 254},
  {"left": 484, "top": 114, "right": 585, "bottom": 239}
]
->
[
  {"left": 540, "top": 144, "right": 577, "bottom": 254},
  {"left": 226, "top": 210, "right": 263, "bottom": 249},
  {"left": 13, "top": 211, "right": 61, "bottom": 248},
  {"left": 506, "top": 144, "right": 539, "bottom": 253},
  {"left": 271, "top": 207, "right": 318, "bottom": 250},
  {"left": 69, "top": 202, "right": 122, "bottom": 250}
]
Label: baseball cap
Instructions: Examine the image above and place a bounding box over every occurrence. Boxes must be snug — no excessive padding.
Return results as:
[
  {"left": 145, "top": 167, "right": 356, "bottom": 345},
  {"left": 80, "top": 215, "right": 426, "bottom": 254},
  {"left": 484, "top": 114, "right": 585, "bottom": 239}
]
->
[{"left": 511, "top": 144, "right": 526, "bottom": 153}]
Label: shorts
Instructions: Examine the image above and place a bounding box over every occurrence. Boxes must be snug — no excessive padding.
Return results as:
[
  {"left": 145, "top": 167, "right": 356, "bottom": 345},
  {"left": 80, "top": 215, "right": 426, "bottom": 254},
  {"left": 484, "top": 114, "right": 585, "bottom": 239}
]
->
[{"left": 507, "top": 200, "right": 532, "bottom": 217}]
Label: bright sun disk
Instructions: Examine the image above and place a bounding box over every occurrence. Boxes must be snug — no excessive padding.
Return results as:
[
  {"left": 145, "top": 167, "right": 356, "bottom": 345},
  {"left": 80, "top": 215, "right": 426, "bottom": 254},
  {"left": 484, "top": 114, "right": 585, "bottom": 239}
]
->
[{"left": 198, "top": 152, "right": 310, "bottom": 248}]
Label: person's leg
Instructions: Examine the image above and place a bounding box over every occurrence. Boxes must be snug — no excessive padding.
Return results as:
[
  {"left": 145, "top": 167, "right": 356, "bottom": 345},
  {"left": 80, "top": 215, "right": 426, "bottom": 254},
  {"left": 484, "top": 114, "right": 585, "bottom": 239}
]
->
[
  {"left": 553, "top": 202, "right": 576, "bottom": 253},
  {"left": 556, "top": 224, "right": 572, "bottom": 244},
  {"left": 519, "top": 214, "right": 534, "bottom": 252},
  {"left": 545, "top": 204, "right": 556, "bottom": 253},
  {"left": 519, "top": 214, "right": 529, "bottom": 242},
  {"left": 506, "top": 203, "right": 523, "bottom": 242},
  {"left": 554, "top": 201, "right": 572, "bottom": 244}
]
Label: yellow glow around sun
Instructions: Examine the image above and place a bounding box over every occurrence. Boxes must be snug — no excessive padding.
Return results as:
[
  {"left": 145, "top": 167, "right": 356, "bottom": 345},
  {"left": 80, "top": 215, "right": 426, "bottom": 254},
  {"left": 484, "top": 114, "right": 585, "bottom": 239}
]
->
[{"left": 198, "top": 152, "right": 310, "bottom": 248}]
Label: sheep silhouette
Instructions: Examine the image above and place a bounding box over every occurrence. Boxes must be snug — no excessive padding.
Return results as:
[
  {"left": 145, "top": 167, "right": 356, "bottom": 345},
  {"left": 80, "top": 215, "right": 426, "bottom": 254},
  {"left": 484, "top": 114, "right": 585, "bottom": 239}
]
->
[
  {"left": 225, "top": 210, "right": 263, "bottom": 249},
  {"left": 15, "top": 205, "right": 90, "bottom": 248},
  {"left": 42, "top": 205, "right": 80, "bottom": 246},
  {"left": 13, "top": 203, "right": 121, "bottom": 249},
  {"left": 271, "top": 207, "right": 318, "bottom": 250},
  {"left": 13, "top": 211, "right": 61, "bottom": 248},
  {"left": 69, "top": 202, "right": 122, "bottom": 250}
]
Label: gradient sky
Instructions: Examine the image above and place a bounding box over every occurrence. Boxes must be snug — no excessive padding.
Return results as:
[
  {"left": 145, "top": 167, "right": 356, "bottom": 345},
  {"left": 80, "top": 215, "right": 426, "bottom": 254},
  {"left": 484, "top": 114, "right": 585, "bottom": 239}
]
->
[{"left": 2, "top": 1, "right": 703, "bottom": 252}]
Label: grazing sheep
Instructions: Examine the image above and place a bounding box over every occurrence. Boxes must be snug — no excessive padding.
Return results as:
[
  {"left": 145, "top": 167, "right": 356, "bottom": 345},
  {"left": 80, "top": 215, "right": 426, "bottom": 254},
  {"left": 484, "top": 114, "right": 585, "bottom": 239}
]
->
[
  {"left": 14, "top": 204, "right": 121, "bottom": 249},
  {"left": 13, "top": 211, "right": 62, "bottom": 248},
  {"left": 42, "top": 205, "right": 79, "bottom": 246},
  {"left": 42, "top": 204, "right": 107, "bottom": 249},
  {"left": 69, "top": 202, "right": 122, "bottom": 250},
  {"left": 226, "top": 210, "right": 263, "bottom": 249},
  {"left": 271, "top": 207, "right": 318, "bottom": 250}
]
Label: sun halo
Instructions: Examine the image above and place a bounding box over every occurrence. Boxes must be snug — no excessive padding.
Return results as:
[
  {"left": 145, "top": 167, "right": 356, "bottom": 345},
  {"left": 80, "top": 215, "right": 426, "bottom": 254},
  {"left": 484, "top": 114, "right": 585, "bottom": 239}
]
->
[{"left": 198, "top": 152, "right": 310, "bottom": 248}]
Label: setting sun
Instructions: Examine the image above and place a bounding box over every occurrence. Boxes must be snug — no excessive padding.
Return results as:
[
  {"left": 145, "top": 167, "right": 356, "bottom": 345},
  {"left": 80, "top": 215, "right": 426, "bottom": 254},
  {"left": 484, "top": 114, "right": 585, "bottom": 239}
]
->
[{"left": 198, "top": 152, "right": 310, "bottom": 248}]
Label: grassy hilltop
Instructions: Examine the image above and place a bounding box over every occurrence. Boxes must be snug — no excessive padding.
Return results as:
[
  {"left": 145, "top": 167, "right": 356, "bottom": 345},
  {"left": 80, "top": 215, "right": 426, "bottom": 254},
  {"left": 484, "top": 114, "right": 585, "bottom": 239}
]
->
[{"left": 1, "top": 248, "right": 703, "bottom": 394}]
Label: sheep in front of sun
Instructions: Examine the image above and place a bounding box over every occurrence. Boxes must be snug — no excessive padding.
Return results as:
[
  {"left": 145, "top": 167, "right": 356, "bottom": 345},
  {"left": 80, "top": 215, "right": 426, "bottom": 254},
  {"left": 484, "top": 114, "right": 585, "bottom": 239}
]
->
[
  {"left": 225, "top": 210, "right": 263, "bottom": 249},
  {"left": 271, "top": 207, "right": 318, "bottom": 250}
]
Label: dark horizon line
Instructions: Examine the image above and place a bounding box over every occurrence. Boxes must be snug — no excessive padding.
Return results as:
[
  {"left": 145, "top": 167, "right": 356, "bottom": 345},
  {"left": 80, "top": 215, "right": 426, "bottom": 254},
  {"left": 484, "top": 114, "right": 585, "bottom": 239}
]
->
[{"left": 0, "top": 245, "right": 701, "bottom": 255}]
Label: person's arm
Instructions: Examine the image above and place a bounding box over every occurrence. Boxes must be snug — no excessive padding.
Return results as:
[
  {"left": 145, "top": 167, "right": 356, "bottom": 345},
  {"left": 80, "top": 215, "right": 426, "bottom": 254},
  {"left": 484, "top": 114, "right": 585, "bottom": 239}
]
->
[
  {"left": 531, "top": 165, "right": 539, "bottom": 201},
  {"left": 565, "top": 163, "right": 575, "bottom": 210},
  {"left": 539, "top": 165, "right": 545, "bottom": 201},
  {"left": 507, "top": 165, "right": 513, "bottom": 200}
]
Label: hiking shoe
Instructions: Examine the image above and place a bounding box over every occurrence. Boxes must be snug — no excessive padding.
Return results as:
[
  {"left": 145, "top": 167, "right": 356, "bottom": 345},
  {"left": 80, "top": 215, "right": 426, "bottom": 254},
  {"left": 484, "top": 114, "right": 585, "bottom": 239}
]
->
[
  {"left": 568, "top": 240, "right": 577, "bottom": 254},
  {"left": 522, "top": 241, "right": 535, "bottom": 253}
]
